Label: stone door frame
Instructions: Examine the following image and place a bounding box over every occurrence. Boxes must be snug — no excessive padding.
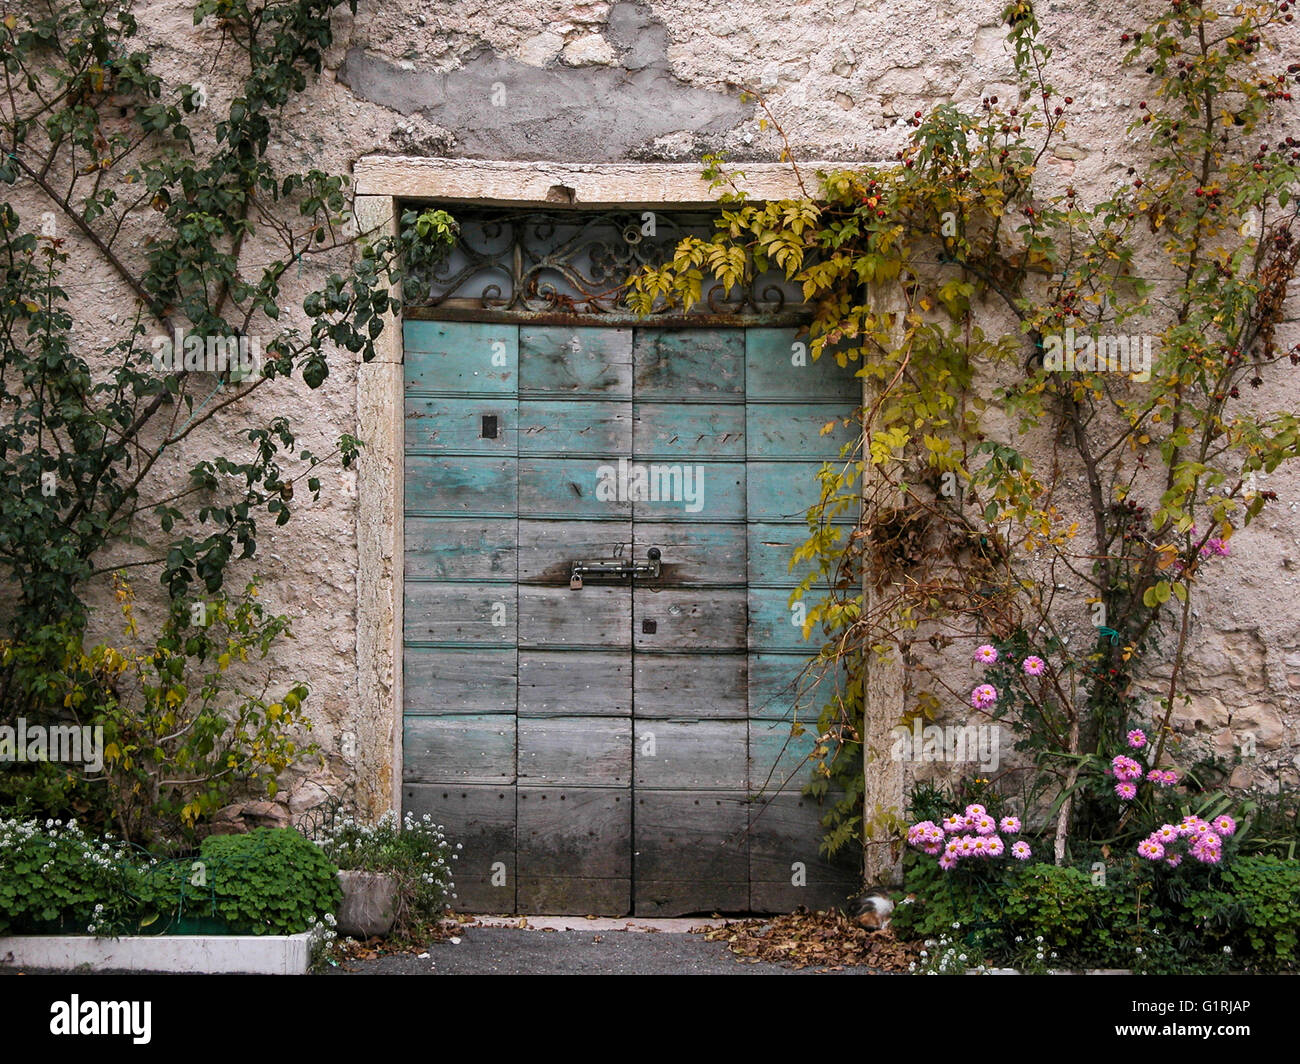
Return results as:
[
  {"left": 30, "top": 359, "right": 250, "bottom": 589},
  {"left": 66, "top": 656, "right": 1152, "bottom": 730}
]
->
[{"left": 349, "top": 156, "right": 897, "bottom": 835}]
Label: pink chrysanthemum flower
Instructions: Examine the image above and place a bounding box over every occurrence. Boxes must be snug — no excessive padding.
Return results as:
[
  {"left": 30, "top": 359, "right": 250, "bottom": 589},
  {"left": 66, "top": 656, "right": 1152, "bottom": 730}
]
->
[
  {"left": 970, "top": 684, "right": 998, "bottom": 710},
  {"left": 1115, "top": 782, "right": 1137, "bottom": 800},
  {"left": 1176, "top": 816, "right": 1202, "bottom": 837},
  {"left": 923, "top": 841, "right": 944, "bottom": 855},
  {"left": 964, "top": 804, "right": 986, "bottom": 819},
  {"left": 1022, "top": 656, "right": 1046, "bottom": 677},
  {"left": 1212, "top": 815, "right": 1236, "bottom": 837},
  {"left": 907, "top": 822, "right": 934, "bottom": 847},
  {"left": 999, "top": 816, "right": 1021, "bottom": 834},
  {"left": 974, "top": 815, "right": 997, "bottom": 836},
  {"left": 1160, "top": 769, "right": 1179, "bottom": 787},
  {"left": 1154, "top": 823, "right": 1178, "bottom": 843},
  {"left": 1137, "top": 839, "right": 1165, "bottom": 860},
  {"left": 938, "top": 853, "right": 958, "bottom": 871},
  {"left": 974, "top": 644, "right": 999, "bottom": 665},
  {"left": 942, "top": 814, "right": 964, "bottom": 834},
  {"left": 1011, "top": 841, "right": 1031, "bottom": 860},
  {"left": 1145, "top": 768, "right": 1163, "bottom": 783},
  {"left": 959, "top": 835, "right": 978, "bottom": 856},
  {"left": 1111, "top": 755, "right": 1143, "bottom": 782},
  {"left": 1127, "top": 729, "right": 1147, "bottom": 749},
  {"left": 1191, "top": 835, "right": 1223, "bottom": 864},
  {"left": 986, "top": 835, "right": 1005, "bottom": 857},
  {"left": 1165, "top": 853, "right": 1182, "bottom": 868},
  {"left": 971, "top": 836, "right": 990, "bottom": 857}
]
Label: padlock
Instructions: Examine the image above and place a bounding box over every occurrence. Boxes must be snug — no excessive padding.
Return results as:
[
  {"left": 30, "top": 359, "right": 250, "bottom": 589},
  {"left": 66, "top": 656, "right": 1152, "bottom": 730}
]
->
[{"left": 569, "top": 573, "right": 583, "bottom": 590}]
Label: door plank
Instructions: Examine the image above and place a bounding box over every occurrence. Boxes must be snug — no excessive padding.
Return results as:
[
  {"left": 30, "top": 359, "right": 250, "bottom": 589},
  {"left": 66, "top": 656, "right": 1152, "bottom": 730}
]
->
[
  {"left": 633, "top": 588, "right": 747, "bottom": 651},
  {"left": 633, "top": 792, "right": 749, "bottom": 916},
  {"left": 632, "top": 522, "right": 746, "bottom": 587},
  {"left": 519, "top": 718, "right": 631, "bottom": 786},
  {"left": 519, "top": 649, "right": 632, "bottom": 717},
  {"left": 403, "top": 715, "right": 515, "bottom": 783},
  {"left": 404, "top": 647, "right": 517, "bottom": 716},
  {"left": 748, "top": 587, "right": 823, "bottom": 653},
  {"left": 517, "top": 786, "right": 631, "bottom": 915},
  {"left": 518, "top": 399, "right": 632, "bottom": 454},
  {"left": 745, "top": 327, "right": 860, "bottom": 400},
  {"left": 404, "top": 583, "right": 516, "bottom": 645},
  {"left": 405, "top": 397, "right": 518, "bottom": 454},
  {"left": 405, "top": 321, "right": 518, "bottom": 394},
  {"left": 517, "top": 518, "right": 631, "bottom": 585},
  {"left": 748, "top": 651, "right": 850, "bottom": 722},
  {"left": 633, "top": 329, "right": 745, "bottom": 399},
  {"left": 633, "top": 654, "right": 747, "bottom": 719},
  {"left": 630, "top": 461, "right": 746, "bottom": 522},
  {"left": 634, "top": 402, "right": 745, "bottom": 458},
  {"left": 519, "top": 456, "right": 633, "bottom": 518},
  {"left": 406, "top": 517, "right": 518, "bottom": 582},
  {"left": 749, "top": 717, "right": 819, "bottom": 795},
  {"left": 404, "top": 783, "right": 517, "bottom": 914},
  {"left": 634, "top": 719, "right": 747, "bottom": 790},
  {"left": 748, "top": 792, "right": 860, "bottom": 913},
  {"left": 746, "top": 401, "right": 857, "bottom": 457},
  {"left": 519, "top": 584, "right": 630, "bottom": 649},
  {"left": 747, "top": 460, "right": 854, "bottom": 523},
  {"left": 747, "top": 522, "right": 847, "bottom": 589},
  {"left": 519, "top": 326, "right": 633, "bottom": 397},
  {"left": 405, "top": 455, "right": 516, "bottom": 515}
]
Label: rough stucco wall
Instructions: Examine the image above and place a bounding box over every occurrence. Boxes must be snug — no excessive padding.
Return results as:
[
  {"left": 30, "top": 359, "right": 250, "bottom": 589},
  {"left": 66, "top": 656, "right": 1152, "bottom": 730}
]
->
[{"left": 9, "top": 0, "right": 1298, "bottom": 828}]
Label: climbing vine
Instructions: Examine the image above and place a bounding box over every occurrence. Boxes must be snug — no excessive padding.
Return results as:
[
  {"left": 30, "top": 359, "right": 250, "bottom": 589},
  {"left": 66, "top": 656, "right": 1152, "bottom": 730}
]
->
[
  {"left": 631, "top": 1, "right": 1300, "bottom": 865},
  {"left": 0, "top": 0, "right": 454, "bottom": 836}
]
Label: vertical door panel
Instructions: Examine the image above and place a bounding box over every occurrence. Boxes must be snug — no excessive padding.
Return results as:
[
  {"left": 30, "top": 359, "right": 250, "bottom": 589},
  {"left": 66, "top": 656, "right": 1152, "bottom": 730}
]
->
[
  {"left": 744, "top": 328, "right": 861, "bottom": 911},
  {"left": 631, "top": 329, "right": 750, "bottom": 915},
  {"left": 404, "top": 321, "right": 520, "bottom": 911},
  {"left": 514, "top": 326, "right": 634, "bottom": 914}
]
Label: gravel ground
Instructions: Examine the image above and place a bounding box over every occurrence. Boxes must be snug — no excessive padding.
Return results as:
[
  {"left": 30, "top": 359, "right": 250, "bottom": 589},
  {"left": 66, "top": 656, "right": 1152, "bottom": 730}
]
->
[{"left": 322, "top": 924, "right": 877, "bottom": 975}]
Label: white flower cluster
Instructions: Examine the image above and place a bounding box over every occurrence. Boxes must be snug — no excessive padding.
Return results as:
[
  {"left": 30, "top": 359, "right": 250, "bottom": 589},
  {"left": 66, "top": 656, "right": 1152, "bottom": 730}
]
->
[
  {"left": 308, "top": 915, "right": 339, "bottom": 969},
  {"left": 1, "top": 817, "right": 141, "bottom": 936},
  {"left": 910, "top": 922, "right": 987, "bottom": 975},
  {"left": 312, "top": 809, "right": 458, "bottom": 896},
  {"left": 0, "top": 816, "right": 132, "bottom": 873}
]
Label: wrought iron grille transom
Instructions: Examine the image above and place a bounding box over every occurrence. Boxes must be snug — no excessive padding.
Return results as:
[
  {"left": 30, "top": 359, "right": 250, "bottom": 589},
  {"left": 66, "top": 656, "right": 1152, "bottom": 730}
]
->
[{"left": 401, "top": 206, "right": 809, "bottom": 327}]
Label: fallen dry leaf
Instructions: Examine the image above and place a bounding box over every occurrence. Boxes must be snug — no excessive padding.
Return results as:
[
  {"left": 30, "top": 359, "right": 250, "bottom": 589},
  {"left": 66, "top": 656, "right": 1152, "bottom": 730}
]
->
[{"left": 697, "top": 909, "right": 923, "bottom": 972}]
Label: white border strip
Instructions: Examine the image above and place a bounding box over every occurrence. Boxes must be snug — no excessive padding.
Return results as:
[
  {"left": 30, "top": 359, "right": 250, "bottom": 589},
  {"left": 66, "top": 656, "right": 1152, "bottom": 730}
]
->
[{"left": 0, "top": 933, "right": 314, "bottom": 974}]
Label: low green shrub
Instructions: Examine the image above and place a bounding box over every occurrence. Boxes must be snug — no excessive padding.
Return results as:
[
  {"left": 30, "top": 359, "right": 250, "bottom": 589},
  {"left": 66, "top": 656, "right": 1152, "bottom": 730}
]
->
[
  {"left": 1182, "top": 855, "right": 1300, "bottom": 969},
  {"left": 0, "top": 819, "right": 341, "bottom": 936},
  {"left": 317, "top": 810, "right": 457, "bottom": 939},
  {"left": 0, "top": 815, "right": 139, "bottom": 934},
  {"left": 895, "top": 848, "right": 1300, "bottom": 973},
  {"left": 199, "top": 827, "right": 341, "bottom": 935}
]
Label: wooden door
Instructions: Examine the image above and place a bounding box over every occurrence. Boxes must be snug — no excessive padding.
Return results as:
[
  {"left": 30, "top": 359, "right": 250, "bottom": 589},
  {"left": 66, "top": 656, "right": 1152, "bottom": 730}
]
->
[{"left": 402, "top": 320, "right": 859, "bottom": 915}]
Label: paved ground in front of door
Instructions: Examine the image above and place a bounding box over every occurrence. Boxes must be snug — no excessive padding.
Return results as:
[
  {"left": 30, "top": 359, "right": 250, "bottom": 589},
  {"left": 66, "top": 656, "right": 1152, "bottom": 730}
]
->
[{"left": 325, "top": 917, "right": 884, "bottom": 976}]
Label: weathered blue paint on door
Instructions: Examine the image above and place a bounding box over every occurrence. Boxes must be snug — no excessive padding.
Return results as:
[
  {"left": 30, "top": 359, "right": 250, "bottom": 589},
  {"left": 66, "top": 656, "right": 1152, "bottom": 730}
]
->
[{"left": 403, "top": 320, "right": 859, "bottom": 915}]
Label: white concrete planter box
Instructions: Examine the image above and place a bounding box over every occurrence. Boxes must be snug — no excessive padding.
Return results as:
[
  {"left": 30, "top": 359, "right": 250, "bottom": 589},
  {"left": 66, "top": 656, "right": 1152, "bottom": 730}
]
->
[{"left": 0, "top": 932, "right": 314, "bottom": 974}]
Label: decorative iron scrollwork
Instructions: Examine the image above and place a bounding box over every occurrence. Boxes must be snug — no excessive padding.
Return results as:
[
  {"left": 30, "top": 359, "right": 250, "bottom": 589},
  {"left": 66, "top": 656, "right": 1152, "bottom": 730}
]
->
[{"left": 405, "top": 207, "right": 804, "bottom": 322}]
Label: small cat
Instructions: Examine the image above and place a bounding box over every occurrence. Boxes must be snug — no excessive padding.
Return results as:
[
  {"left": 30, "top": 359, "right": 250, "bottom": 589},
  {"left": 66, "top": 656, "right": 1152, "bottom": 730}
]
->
[{"left": 850, "top": 886, "right": 897, "bottom": 931}]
